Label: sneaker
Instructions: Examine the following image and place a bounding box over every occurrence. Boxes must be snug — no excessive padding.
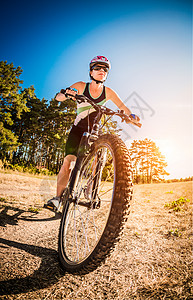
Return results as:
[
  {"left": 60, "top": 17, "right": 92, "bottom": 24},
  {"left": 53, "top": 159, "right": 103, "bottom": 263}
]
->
[{"left": 44, "top": 196, "right": 61, "bottom": 212}]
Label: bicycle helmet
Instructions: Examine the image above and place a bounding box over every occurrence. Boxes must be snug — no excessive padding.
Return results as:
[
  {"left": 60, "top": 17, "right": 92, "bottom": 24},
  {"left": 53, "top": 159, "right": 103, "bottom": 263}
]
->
[{"left": 90, "top": 56, "right": 111, "bottom": 70}]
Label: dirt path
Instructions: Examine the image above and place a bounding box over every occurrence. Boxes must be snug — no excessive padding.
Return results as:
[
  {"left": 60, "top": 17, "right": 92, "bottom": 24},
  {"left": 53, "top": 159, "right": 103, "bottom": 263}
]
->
[{"left": 0, "top": 171, "right": 192, "bottom": 299}]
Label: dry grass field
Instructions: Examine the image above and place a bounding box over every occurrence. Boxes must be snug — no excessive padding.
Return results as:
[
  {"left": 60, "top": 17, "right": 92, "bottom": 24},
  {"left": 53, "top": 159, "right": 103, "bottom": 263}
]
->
[{"left": 0, "top": 170, "right": 192, "bottom": 299}]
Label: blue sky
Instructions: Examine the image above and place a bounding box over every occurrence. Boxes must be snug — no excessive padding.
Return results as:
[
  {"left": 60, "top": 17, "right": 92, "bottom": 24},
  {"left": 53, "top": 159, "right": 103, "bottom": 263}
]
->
[{"left": 1, "top": 0, "right": 192, "bottom": 179}]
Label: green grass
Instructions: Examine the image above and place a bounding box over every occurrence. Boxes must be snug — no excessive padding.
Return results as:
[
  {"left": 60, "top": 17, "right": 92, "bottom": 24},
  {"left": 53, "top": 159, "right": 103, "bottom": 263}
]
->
[
  {"left": 164, "top": 197, "right": 190, "bottom": 212},
  {"left": 167, "top": 229, "right": 182, "bottom": 237},
  {"left": 0, "top": 197, "right": 7, "bottom": 202},
  {"left": 28, "top": 207, "right": 41, "bottom": 213}
]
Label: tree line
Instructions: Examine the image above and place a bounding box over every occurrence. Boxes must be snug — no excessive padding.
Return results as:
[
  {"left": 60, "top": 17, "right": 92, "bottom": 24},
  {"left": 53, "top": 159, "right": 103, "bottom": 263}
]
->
[
  {"left": 0, "top": 61, "right": 76, "bottom": 174},
  {"left": 0, "top": 60, "right": 170, "bottom": 182}
]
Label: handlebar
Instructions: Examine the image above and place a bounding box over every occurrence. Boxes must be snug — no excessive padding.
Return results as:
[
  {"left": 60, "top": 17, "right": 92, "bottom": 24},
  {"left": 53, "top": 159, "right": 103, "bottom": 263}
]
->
[{"left": 65, "top": 92, "right": 142, "bottom": 128}]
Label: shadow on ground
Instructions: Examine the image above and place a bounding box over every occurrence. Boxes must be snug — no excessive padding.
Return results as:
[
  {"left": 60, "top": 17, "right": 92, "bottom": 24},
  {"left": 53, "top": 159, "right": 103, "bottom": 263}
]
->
[
  {"left": 0, "top": 205, "right": 64, "bottom": 296},
  {"left": 0, "top": 238, "right": 65, "bottom": 296},
  {"left": 0, "top": 205, "right": 61, "bottom": 227}
]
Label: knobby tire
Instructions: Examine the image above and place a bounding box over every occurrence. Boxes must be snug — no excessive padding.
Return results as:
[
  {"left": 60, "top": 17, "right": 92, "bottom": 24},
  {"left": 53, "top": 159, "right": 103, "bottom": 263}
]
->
[{"left": 58, "top": 134, "right": 133, "bottom": 274}]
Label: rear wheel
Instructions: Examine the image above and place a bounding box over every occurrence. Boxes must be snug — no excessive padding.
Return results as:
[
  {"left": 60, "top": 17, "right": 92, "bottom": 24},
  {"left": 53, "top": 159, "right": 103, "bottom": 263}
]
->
[{"left": 58, "top": 134, "right": 133, "bottom": 274}]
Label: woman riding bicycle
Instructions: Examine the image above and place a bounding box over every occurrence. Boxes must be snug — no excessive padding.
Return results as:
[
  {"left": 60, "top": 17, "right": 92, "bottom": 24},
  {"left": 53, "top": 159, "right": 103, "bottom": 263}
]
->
[{"left": 44, "top": 55, "right": 140, "bottom": 212}]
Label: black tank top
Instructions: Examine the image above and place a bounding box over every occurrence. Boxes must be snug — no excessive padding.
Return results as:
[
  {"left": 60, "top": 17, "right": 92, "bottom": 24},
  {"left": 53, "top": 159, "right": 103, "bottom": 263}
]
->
[
  {"left": 83, "top": 82, "right": 106, "bottom": 104},
  {"left": 75, "top": 83, "right": 106, "bottom": 130}
]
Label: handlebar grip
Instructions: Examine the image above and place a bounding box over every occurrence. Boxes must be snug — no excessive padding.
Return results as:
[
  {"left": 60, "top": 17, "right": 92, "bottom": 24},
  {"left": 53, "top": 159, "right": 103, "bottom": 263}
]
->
[
  {"left": 60, "top": 89, "right": 66, "bottom": 95},
  {"left": 129, "top": 120, "right": 142, "bottom": 127},
  {"left": 134, "top": 122, "right": 142, "bottom": 128}
]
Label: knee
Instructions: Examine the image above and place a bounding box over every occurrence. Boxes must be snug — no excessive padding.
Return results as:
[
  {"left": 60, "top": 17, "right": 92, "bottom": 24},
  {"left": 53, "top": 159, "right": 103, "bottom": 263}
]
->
[{"left": 62, "top": 155, "right": 76, "bottom": 170}]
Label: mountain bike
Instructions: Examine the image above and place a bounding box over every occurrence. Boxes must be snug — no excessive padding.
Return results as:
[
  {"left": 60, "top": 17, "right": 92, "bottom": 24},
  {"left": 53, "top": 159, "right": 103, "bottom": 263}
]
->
[{"left": 58, "top": 93, "right": 141, "bottom": 274}]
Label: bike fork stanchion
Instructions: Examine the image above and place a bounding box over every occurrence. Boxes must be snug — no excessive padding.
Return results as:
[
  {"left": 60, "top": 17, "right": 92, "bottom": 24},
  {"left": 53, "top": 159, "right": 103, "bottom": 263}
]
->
[{"left": 69, "top": 132, "right": 90, "bottom": 197}]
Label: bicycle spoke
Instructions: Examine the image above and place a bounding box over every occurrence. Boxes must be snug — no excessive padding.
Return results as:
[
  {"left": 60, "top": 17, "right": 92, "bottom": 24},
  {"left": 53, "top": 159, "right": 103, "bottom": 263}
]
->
[
  {"left": 73, "top": 206, "right": 79, "bottom": 261},
  {"left": 77, "top": 205, "right": 91, "bottom": 252}
]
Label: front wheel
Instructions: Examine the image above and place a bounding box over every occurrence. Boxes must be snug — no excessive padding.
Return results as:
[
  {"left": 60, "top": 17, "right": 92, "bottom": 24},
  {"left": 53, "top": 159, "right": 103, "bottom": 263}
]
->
[{"left": 58, "top": 134, "right": 133, "bottom": 274}]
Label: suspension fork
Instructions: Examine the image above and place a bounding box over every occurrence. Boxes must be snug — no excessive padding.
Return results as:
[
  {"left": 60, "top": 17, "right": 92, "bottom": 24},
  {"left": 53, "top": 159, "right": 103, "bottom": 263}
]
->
[
  {"left": 92, "top": 148, "right": 107, "bottom": 201},
  {"left": 89, "top": 110, "right": 102, "bottom": 142},
  {"left": 69, "top": 111, "right": 102, "bottom": 198},
  {"left": 69, "top": 132, "right": 90, "bottom": 196}
]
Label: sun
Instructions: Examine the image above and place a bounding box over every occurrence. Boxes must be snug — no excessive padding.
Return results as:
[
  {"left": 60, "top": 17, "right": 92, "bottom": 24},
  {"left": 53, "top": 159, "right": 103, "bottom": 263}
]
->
[
  {"left": 155, "top": 140, "right": 174, "bottom": 162},
  {"left": 160, "top": 144, "right": 173, "bottom": 160}
]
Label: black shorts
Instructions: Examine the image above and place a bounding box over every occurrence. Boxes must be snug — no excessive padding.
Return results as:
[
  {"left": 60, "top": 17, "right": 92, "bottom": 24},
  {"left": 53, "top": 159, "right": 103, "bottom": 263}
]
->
[
  {"left": 65, "top": 112, "right": 97, "bottom": 156},
  {"left": 65, "top": 124, "right": 85, "bottom": 156}
]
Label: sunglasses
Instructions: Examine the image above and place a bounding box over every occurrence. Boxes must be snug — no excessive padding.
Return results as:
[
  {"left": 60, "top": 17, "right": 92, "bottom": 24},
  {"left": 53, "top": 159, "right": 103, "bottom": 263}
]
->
[{"left": 92, "top": 65, "right": 109, "bottom": 73}]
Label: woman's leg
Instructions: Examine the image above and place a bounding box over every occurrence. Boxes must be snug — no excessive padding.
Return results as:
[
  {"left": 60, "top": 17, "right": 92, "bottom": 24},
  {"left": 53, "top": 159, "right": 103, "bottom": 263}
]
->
[
  {"left": 44, "top": 155, "right": 76, "bottom": 211},
  {"left": 57, "top": 154, "right": 76, "bottom": 197}
]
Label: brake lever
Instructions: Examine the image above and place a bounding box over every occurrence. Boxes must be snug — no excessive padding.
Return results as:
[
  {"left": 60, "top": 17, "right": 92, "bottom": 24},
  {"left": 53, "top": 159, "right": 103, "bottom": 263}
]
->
[
  {"left": 127, "top": 118, "right": 142, "bottom": 127},
  {"left": 116, "top": 110, "right": 142, "bottom": 127},
  {"left": 101, "top": 107, "right": 114, "bottom": 115},
  {"left": 75, "top": 94, "right": 86, "bottom": 102}
]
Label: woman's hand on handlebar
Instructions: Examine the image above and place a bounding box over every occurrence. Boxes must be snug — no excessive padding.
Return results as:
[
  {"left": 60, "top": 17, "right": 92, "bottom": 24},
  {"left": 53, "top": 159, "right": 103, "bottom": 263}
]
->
[
  {"left": 127, "top": 113, "right": 142, "bottom": 127},
  {"left": 129, "top": 113, "right": 140, "bottom": 122},
  {"left": 55, "top": 90, "right": 66, "bottom": 102},
  {"left": 55, "top": 88, "right": 78, "bottom": 102}
]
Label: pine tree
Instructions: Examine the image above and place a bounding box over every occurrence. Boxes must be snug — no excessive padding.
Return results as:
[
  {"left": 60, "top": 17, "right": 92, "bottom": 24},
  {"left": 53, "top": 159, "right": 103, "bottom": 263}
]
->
[
  {"left": 41, "top": 97, "right": 76, "bottom": 172},
  {"left": 129, "top": 138, "right": 169, "bottom": 183},
  {"left": 12, "top": 87, "right": 48, "bottom": 166},
  {"left": 0, "top": 61, "right": 29, "bottom": 160}
]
